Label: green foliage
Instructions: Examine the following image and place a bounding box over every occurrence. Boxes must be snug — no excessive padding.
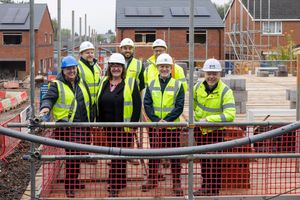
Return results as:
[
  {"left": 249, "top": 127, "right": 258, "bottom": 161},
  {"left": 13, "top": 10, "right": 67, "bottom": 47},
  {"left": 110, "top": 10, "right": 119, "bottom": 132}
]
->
[
  {"left": 213, "top": 1, "right": 231, "bottom": 19},
  {"left": 269, "top": 31, "right": 296, "bottom": 60}
]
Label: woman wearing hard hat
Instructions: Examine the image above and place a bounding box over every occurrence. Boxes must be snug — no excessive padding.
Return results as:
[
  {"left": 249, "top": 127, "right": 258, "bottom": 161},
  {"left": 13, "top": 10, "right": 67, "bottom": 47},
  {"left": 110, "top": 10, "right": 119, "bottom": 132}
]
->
[
  {"left": 40, "top": 56, "right": 91, "bottom": 198},
  {"left": 96, "top": 53, "right": 141, "bottom": 197}
]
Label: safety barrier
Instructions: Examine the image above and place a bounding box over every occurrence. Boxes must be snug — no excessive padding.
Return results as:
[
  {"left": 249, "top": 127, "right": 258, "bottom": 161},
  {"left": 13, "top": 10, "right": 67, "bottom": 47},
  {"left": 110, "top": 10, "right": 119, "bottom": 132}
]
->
[
  {"left": 27, "top": 122, "right": 299, "bottom": 199},
  {"left": 0, "top": 91, "right": 28, "bottom": 112},
  {"left": 0, "top": 115, "right": 21, "bottom": 161}
]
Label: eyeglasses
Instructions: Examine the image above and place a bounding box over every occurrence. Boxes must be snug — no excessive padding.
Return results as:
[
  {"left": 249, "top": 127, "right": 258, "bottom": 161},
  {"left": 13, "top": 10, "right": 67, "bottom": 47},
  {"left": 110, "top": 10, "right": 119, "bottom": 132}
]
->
[
  {"left": 109, "top": 63, "right": 123, "bottom": 68},
  {"left": 153, "top": 49, "right": 166, "bottom": 54}
]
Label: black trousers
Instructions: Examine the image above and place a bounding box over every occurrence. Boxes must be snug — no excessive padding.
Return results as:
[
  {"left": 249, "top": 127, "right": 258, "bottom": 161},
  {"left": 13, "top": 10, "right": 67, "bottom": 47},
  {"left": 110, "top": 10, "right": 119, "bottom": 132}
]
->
[
  {"left": 58, "top": 127, "right": 90, "bottom": 191},
  {"left": 147, "top": 128, "right": 181, "bottom": 180},
  {"left": 65, "top": 149, "right": 81, "bottom": 190},
  {"left": 106, "top": 128, "right": 133, "bottom": 191},
  {"left": 194, "top": 127, "right": 223, "bottom": 193}
]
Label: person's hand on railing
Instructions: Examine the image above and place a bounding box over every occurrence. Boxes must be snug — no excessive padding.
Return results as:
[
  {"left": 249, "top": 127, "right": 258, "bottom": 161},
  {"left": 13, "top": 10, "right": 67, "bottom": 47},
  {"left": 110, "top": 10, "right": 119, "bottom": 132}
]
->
[{"left": 39, "top": 108, "right": 50, "bottom": 116}]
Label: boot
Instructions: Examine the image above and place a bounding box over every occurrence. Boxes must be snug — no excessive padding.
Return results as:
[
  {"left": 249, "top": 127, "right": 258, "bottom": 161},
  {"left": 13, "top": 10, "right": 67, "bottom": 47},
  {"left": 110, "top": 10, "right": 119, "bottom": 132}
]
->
[
  {"left": 172, "top": 175, "right": 183, "bottom": 196},
  {"left": 141, "top": 180, "right": 158, "bottom": 192}
]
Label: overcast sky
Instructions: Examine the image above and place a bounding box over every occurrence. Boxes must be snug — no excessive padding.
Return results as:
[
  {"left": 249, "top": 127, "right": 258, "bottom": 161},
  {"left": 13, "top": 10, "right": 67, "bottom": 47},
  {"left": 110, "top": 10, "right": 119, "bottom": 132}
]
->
[{"left": 18, "top": 0, "right": 230, "bottom": 34}]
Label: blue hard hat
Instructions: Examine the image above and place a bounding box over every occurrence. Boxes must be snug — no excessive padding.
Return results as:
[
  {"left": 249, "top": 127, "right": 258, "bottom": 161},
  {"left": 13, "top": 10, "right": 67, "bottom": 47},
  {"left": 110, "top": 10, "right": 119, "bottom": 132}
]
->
[{"left": 61, "top": 56, "right": 78, "bottom": 69}]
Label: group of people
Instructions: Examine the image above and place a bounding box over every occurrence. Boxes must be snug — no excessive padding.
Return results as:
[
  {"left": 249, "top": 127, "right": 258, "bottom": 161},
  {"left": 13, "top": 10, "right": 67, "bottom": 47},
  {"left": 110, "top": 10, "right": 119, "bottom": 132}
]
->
[{"left": 40, "top": 38, "right": 236, "bottom": 198}]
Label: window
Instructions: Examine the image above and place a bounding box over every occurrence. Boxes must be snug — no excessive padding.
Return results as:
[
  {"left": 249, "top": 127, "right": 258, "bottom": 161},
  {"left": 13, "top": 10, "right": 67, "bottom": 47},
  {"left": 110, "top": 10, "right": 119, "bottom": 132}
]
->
[
  {"left": 3, "top": 33, "right": 22, "bottom": 45},
  {"left": 135, "top": 30, "right": 156, "bottom": 43},
  {"left": 263, "top": 21, "right": 282, "bottom": 34},
  {"left": 44, "top": 33, "right": 48, "bottom": 43},
  {"left": 186, "top": 30, "right": 206, "bottom": 44},
  {"left": 49, "top": 34, "right": 52, "bottom": 44}
]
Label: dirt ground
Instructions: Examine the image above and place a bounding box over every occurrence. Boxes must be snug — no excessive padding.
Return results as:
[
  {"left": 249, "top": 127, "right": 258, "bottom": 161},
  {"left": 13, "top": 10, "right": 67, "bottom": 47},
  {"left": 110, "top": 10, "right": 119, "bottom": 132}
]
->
[
  {"left": 0, "top": 141, "right": 41, "bottom": 200},
  {"left": 0, "top": 87, "right": 41, "bottom": 200}
]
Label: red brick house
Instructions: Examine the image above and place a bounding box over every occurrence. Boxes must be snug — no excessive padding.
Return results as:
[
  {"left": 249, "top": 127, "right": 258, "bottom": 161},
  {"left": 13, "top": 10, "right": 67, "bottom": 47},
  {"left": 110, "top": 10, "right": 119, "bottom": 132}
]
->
[
  {"left": 224, "top": 0, "right": 300, "bottom": 60},
  {"left": 116, "top": 0, "right": 224, "bottom": 64},
  {"left": 0, "top": 3, "right": 54, "bottom": 79}
]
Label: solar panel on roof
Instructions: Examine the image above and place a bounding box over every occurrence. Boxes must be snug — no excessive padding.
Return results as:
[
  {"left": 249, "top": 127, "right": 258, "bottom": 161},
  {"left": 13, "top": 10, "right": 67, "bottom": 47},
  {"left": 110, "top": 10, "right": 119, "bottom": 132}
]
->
[
  {"left": 125, "top": 7, "right": 163, "bottom": 16},
  {"left": 195, "top": 7, "right": 210, "bottom": 17},
  {"left": 1, "top": 8, "right": 19, "bottom": 24},
  {"left": 14, "top": 7, "right": 29, "bottom": 24},
  {"left": 170, "top": 7, "right": 210, "bottom": 17},
  {"left": 1, "top": 7, "right": 29, "bottom": 24}
]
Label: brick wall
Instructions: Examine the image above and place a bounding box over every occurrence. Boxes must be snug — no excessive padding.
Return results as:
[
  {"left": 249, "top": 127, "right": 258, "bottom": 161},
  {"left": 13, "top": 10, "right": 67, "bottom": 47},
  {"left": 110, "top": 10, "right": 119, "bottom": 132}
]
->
[
  {"left": 0, "top": 6, "right": 53, "bottom": 76},
  {"left": 116, "top": 27, "right": 224, "bottom": 62},
  {"left": 225, "top": 0, "right": 300, "bottom": 56}
]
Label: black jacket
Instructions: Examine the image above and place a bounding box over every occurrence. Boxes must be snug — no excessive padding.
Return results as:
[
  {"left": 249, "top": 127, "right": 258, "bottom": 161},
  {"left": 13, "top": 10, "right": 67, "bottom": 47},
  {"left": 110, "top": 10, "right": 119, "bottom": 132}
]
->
[
  {"left": 40, "top": 72, "right": 90, "bottom": 123},
  {"left": 144, "top": 76, "right": 185, "bottom": 122},
  {"left": 96, "top": 79, "right": 141, "bottom": 122}
]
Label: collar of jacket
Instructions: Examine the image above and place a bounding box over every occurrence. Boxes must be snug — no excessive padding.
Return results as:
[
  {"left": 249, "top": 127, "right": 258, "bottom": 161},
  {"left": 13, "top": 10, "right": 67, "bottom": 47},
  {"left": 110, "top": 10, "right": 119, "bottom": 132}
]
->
[
  {"left": 203, "top": 80, "right": 220, "bottom": 95},
  {"left": 80, "top": 57, "right": 97, "bottom": 69},
  {"left": 126, "top": 56, "right": 134, "bottom": 66},
  {"left": 56, "top": 72, "right": 80, "bottom": 88}
]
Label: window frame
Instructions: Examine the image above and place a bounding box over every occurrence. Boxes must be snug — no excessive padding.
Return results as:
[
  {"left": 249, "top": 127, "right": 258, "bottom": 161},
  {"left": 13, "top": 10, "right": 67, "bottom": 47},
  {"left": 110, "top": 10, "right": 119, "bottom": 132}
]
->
[
  {"left": 134, "top": 30, "right": 156, "bottom": 43},
  {"left": 3, "top": 32, "right": 22, "bottom": 45},
  {"left": 262, "top": 21, "right": 282, "bottom": 35},
  {"left": 186, "top": 30, "right": 207, "bottom": 44}
]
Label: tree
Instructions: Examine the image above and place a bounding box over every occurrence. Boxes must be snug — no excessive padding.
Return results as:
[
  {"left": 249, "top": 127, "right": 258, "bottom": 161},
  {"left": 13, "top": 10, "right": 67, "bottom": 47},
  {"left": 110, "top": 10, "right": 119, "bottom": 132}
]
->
[
  {"left": 213, "top": 1, "right": 231, "bottom": 20},
  {"left": 52, "top": 19, "right": 58, "bottom": 41},
  {"left": 269, "top": 30, "right": 296, "bottom": 60}
]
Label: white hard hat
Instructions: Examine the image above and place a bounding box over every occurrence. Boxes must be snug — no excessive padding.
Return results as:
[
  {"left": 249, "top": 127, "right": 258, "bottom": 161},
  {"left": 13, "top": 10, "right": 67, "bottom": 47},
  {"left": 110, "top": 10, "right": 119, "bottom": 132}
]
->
[
  {"left": 152, "top": 39, "right": 167, "bottom": 49},
  {"left": 108, "top": 53, "right": 125, "bottom": 65},
  {"left": 202, "top": 58, "right": 222, "bottom": 72},
  {"left": 156, "top": 53, "right": 173, "bottom": 65},
  {"left": 120, "top": 38, "right": 134, "bottom": 48},
  {"left": 79, "top": 41, "right": 95, "bottom": 53}
]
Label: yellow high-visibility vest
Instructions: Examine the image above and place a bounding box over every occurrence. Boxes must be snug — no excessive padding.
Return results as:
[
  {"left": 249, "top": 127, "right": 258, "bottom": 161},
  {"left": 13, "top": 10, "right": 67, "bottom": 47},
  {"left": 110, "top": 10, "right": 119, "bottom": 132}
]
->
[
  {"left": 78, "top": 60, "right": 101, "bottom": 104},
  {"left": 126, "top": 58, "right": 142, "bottom": 89},
  {"left": 52, "top": 80, "right": 90, "bottom": 122},
  {"left": 97, "top": 76, "right": 135, "bottom": 131},
  {"left": 144, "top": 55, "right": 187, "bottom": 92},
  {"left": 193, "top": 80, "right": 236, "bottom": 134},
  {"left": 148, "top": 78, "right": 181, "bottom": 122}
]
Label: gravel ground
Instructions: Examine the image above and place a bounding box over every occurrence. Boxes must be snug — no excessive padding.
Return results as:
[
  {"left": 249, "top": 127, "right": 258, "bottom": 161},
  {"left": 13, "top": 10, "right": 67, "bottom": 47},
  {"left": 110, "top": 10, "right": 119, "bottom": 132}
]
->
[
  {"left": 0, "top": 141, "right": 41, "bottom": 200},
  {"left": 0, "top": 87, "right": 41, "bottom": 200}
]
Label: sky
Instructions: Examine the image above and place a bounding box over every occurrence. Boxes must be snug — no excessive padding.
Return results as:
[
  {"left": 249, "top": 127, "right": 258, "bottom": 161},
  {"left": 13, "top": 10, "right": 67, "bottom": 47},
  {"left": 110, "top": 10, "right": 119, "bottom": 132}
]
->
[{"left": 17, "top": 0, "right": 231, "bottom": 34}]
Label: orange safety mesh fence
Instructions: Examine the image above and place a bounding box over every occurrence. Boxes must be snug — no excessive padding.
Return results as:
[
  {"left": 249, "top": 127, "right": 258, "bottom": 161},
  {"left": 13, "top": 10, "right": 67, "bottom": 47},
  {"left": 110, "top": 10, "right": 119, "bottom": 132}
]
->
[
  {"left": 0, "top": 115, "right": 21, "bottom": 161},
  {"left": 40, "top": 124, "right": 300, "bottom": 198}
]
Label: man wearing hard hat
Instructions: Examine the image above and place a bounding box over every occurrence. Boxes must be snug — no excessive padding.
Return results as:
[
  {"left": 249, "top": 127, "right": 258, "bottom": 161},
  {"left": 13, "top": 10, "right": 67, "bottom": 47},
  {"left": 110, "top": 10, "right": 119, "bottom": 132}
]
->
[
  {"left": 144, "top": 39, "right": 187, "bottom": 92},
  {"left": 78, "top": 41, "right": 101, "bottom": 121},
  {"left": 119, "top": 38, "right": 145, "bottom": 91},
  {"left": 193, "top": 58, "right": 236, "bottom": 196},
  {"left": 143, "top": 53, "right": 184, "bottom": 196}
]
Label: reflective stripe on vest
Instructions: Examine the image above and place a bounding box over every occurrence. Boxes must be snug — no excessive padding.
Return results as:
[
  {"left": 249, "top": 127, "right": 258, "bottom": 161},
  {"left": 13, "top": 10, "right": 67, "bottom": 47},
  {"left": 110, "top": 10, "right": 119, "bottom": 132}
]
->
[
  {"left": 149, "top": 78, "right": 180, "bottom": 122},
  {"left": 127, "top": 58, "right": 142, "bottom": 89},
  {"left": 78, "top": 61, "right": 101, "bottom": 103},
  {"left": 52, "top": 80, "right": 90, "bottom": 122}
]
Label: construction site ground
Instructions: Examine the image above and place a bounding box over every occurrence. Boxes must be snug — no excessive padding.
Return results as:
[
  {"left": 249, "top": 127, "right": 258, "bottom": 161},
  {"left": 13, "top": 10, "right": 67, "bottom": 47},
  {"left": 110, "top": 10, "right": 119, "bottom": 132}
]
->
[{"left": 0, "top": 73, "right": 295, "bottom": 199}]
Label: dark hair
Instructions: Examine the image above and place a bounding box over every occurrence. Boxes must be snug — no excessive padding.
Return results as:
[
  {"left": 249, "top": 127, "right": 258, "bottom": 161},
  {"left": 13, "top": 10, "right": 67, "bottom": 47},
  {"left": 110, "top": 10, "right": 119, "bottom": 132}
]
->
[{"left": 107, "top": 63, "right": 126, "bottom": 80}]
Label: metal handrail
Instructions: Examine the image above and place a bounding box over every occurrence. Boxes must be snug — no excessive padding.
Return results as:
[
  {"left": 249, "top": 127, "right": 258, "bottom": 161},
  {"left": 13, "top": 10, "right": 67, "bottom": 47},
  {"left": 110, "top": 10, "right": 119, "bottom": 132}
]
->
[{"left": 1, "top": 121, "right": 300, "bottom": 157}]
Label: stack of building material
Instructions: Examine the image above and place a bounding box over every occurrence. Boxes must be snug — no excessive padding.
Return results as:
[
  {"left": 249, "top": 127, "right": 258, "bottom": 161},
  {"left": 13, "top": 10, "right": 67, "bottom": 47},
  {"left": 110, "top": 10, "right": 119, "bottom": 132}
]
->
[
  {"left": 256, "top": 70, "right": 269, "bottom": 77},
  {"left": 286, "top": 88, "right": 296, "bottom": 109},
  {"left": 3, "top": 81, "right": 19, "bottom": 89},
  {"left": 222, "top": 77, "right": 248, "bottom": 114},
  {"left": 275, "top": 64, "right": 288, "bottom": 77}
]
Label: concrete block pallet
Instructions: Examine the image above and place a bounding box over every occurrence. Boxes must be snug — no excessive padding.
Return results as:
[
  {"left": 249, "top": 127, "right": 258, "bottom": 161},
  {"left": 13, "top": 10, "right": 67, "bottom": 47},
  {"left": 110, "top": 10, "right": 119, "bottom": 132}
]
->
[
  {"left": 286, "top": 88, "right": 296, "bottom": 109},
  {"left": 223, "top": 77, "right": 248, "bottom": 114}
]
